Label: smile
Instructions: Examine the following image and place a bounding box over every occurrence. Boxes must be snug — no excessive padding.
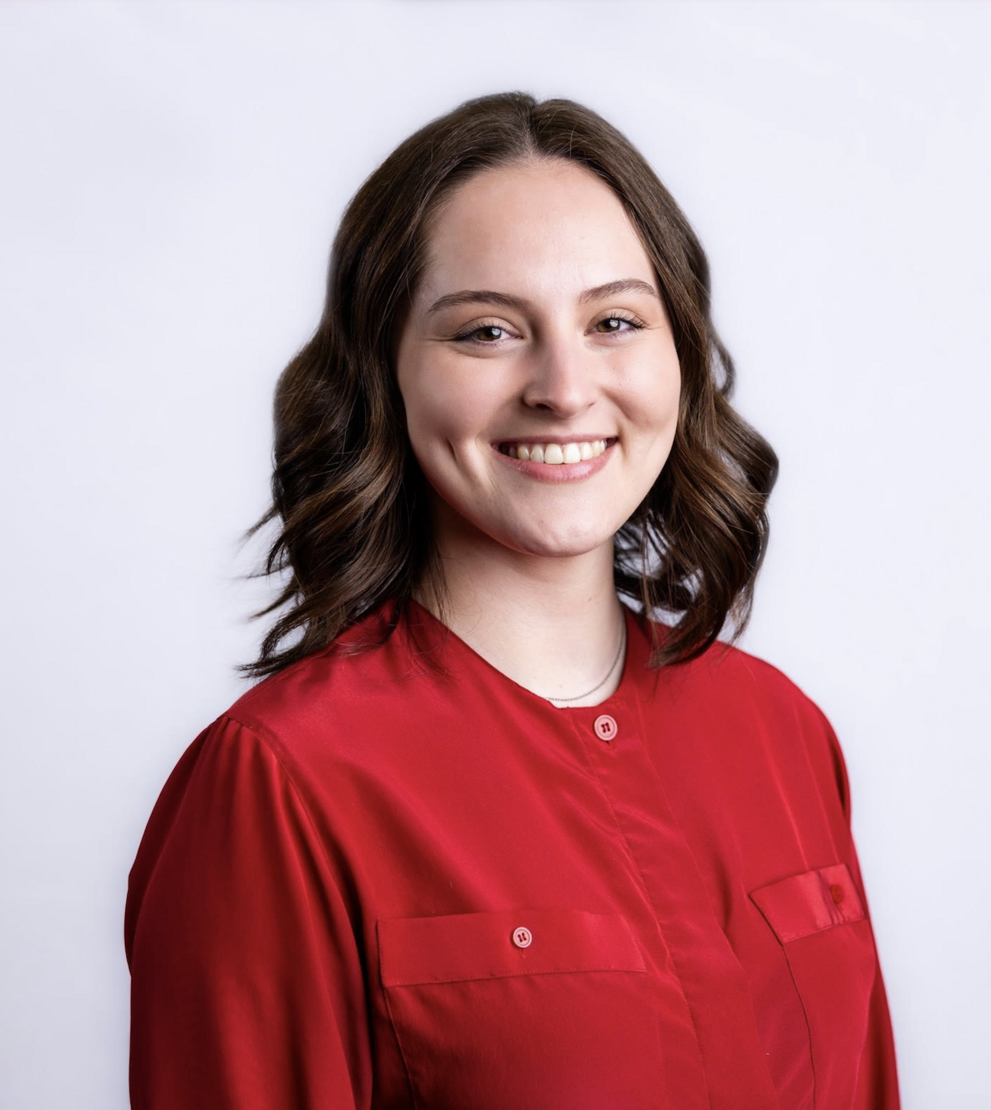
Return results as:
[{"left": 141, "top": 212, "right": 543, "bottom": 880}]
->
[
  {"left": 492, "top": 437, "right": 617, "bottom": 483},
  {"left": 497, "top": 438, "right": 613, "bottom": 464}
]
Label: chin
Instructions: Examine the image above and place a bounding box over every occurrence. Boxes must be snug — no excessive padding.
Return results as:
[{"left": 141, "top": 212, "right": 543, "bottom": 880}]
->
[{"left": 499, "top": 520, "right": 616, "bottom": 559}]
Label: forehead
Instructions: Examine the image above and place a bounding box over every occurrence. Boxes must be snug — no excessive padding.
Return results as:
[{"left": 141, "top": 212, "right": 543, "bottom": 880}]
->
[{"left": 418, "top": 160, "right": 655, "bottom": 301}]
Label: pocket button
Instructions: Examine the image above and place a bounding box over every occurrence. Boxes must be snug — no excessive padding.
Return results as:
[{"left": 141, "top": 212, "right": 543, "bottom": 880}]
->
[
  {"left": 829, "top": 883, "right": 845, "bottom": 904},
  {"left": 512, "top": 926, "right": 533, "bottom": 949}
]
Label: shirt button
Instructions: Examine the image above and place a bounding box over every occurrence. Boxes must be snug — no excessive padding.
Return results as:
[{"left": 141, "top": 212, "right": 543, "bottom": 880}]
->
[
  {"left": 593, "top": 714, "right": 618, "bottom": 742},
  {"left": 829, "top": 883, "right": 845, "bottom": 905},
  {"left": 512, "top": 926, "right": 532, "bottom": 949}
]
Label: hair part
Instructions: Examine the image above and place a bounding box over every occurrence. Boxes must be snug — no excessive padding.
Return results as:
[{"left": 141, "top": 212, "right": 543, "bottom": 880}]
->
[{"left": 241, "top": 90, "right": 778, "bottom": 678}]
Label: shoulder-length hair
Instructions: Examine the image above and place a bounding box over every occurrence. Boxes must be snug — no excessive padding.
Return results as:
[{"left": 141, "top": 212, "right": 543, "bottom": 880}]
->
[{"left": 242, "top": 90, "right": 778, "bottom": 679}]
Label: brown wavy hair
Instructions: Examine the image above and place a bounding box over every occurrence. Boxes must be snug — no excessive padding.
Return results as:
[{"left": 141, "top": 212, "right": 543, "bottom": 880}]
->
[{"left": 241, "top": 90, "right": 778, "bottom": 679}]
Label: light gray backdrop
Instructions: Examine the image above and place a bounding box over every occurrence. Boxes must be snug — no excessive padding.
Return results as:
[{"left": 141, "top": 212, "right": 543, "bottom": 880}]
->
[{"left": 2, "top": 2, "right": 988, "bottom": 1107}]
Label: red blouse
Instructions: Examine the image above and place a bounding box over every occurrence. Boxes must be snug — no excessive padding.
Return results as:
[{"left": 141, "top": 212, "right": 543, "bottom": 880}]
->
[{"left": 125, "top": 600, "right": 900, "bottom": 1109}]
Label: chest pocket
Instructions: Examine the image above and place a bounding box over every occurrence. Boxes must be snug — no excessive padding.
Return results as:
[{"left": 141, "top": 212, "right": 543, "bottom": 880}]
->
[
  {"left": 749, "top": 863, "right": 878, "bottom": 1109},
  {"left": 378, "top": 908, "right": 656, "bottom": 1110}
]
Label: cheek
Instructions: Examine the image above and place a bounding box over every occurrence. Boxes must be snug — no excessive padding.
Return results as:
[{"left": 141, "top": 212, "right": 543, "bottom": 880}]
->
[
  {"left": 629, "top": 352, "right": 681, "bottom": 438},
  {"left": 401, "top": 357, "right": 507, "bottom": 457},
  {"left": 401, "top": 362, "right": 451, "bottom": 450},
  {"left": 658, "top": 372, "right": 682, "bottom": 438}
]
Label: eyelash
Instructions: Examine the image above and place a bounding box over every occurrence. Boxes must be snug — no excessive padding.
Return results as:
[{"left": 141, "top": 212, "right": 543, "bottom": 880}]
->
[{"left": 452, "top": 312, "right": 646, "bottom": 345}]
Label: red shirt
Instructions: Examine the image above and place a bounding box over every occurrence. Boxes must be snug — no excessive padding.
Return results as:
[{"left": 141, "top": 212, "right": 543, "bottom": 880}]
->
[{"left": 125, "top": 600, "right": 900, "bottom": 1109}]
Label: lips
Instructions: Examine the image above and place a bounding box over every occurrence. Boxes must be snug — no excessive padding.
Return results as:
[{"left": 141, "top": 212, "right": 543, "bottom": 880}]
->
[{"left": 497, "top": 438, "right": 614, "bottom": 464}]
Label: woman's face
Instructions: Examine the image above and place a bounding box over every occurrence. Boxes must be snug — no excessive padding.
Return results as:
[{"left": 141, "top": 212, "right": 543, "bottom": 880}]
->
[{"left": 395, "top": 158, "right": 681, "bottom": 564}]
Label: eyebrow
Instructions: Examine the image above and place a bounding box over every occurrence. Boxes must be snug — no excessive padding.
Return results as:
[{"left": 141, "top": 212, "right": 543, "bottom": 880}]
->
[{"left": 425, "top": 278, "right": 660, "bottom": 316}]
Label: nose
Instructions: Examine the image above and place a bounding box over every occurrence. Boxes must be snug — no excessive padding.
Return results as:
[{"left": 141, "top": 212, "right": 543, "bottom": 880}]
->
[{"left": 520, "top": 332, "right": 596, "bottom": 418}]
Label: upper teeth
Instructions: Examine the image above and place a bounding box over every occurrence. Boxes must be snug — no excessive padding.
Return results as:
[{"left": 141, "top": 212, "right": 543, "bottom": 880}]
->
[{"left": 504, "top": 440, "right": 608, "bottom": 463}]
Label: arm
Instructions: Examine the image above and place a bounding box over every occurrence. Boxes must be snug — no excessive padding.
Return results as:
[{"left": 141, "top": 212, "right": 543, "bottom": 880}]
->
[
  {"left": 820, "top": 712, "right": 901, "bottom": 1110},
  {"left": 125, "top": 715, "right": 371, "bottom": 1109}
]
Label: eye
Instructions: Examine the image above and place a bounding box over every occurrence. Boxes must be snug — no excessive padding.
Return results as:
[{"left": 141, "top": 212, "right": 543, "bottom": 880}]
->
[
  {"left": 452, "top": 323, "right": 511, "bottom": 344},
  {"left": 593, "top": 313, "right": 646, "bottom": 334},
  {"left": 452, "top": 324, "right": 506, "bottom": 341}
]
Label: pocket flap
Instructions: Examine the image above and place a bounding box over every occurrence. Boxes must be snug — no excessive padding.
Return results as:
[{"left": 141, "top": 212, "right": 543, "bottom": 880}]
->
[
  {"left": 749, "top": 863, "right": 865, "bottom": 944},
  {"left": 378, "top": 908, "right": 645, "bottom": 987}
]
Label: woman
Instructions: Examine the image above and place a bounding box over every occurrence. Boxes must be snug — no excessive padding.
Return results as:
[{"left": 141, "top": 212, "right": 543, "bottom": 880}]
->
[{"left": 125, "top": 91, "right": 900, "bottom": 1109}]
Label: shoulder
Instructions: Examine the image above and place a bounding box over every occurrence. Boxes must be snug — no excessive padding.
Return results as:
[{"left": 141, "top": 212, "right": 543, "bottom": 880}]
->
[
  {"left": 646, "top": 623, "right": 849, "bottom": 813},
  {"left": 126, "top": 623, "right": 402, "bottom": 919},
  {"left": 218, "top": 605, "right": 436, "bottom": 771},
  {"left": 648, "top": 621, "right": 825, "bottom": 721}
]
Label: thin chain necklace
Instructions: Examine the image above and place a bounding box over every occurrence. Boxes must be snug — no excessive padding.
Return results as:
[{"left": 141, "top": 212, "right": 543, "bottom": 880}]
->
[{"left": 543, "top": 618, "right": 627, "bottom": 706}]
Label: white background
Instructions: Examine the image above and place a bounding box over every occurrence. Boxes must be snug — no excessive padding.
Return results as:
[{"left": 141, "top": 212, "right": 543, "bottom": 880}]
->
[{"left": 2, "top": 2, "right": 988, "bottom": 1107}]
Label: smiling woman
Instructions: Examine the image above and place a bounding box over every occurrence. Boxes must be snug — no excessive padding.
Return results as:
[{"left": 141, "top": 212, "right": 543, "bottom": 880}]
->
[{"left": 124, "top": 92, "right": 901, "bottom": 1109}]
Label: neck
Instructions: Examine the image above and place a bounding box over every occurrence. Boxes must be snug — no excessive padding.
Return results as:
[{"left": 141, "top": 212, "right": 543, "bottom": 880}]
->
[{"left": 415, "top": 517, "right": 627, "bottom": 708}]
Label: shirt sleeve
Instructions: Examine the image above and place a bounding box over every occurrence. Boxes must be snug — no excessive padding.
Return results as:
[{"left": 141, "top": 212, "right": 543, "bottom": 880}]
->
[
  {"left": 819, "top": 710, "right": 902, "bottom": 1110},
  {"left": 124, "top": 714, "right": 372, "bottom": 1109}
]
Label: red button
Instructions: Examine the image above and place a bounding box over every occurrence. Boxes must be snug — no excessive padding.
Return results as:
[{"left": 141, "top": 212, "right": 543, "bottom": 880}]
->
[
  {"left": 829, "top": 883, "right": 845, "bottom": 904},
  {"left": 593, "top": 715, "right": 618, "bottom": 741},
  {"left": 512, "top": 926, "right": 532, "bottom": 949}
]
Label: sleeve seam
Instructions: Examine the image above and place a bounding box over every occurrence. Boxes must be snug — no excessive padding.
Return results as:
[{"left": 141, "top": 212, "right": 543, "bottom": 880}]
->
[{"left": 218, "top": 711, "right": 347, "bottom": 895}]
